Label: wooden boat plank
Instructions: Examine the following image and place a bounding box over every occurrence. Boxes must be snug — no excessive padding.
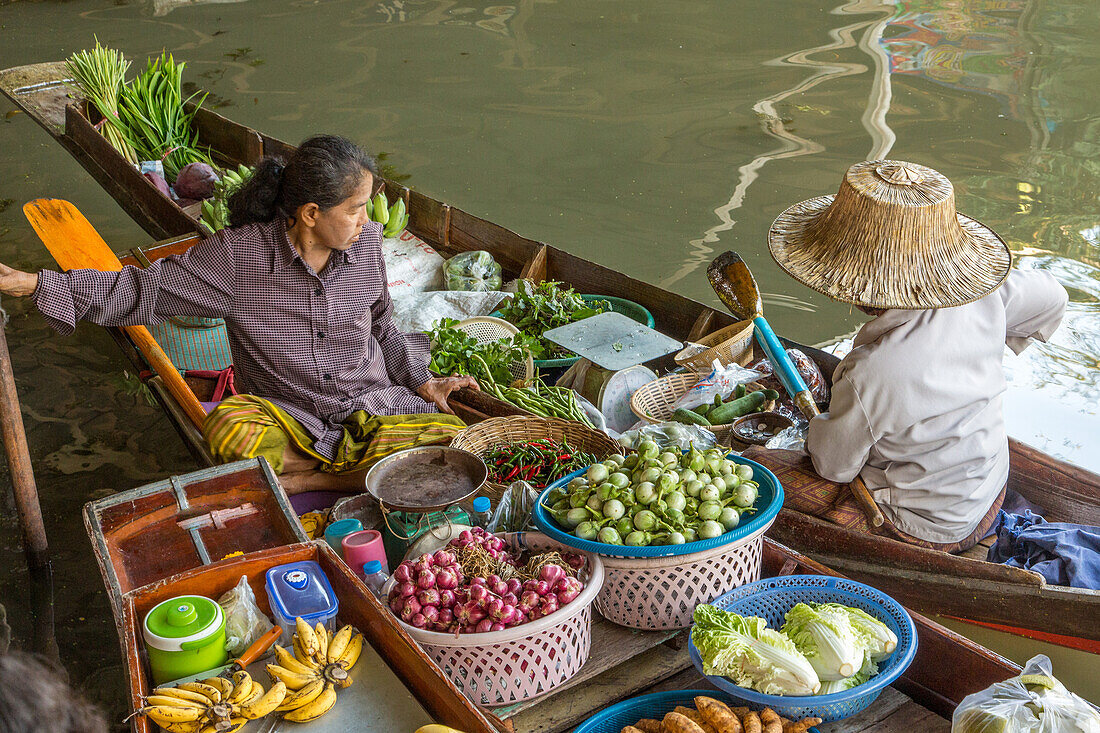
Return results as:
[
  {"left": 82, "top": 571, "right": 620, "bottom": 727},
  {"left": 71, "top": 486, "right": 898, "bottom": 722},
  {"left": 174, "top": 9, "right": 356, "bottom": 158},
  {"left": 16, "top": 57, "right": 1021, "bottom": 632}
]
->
[
  {"left": 500, "top": 619, "right": 684, "bottom": 718},
  {"left": 0, "top": 61, "right": 71, "bottom": 134},
  {"left": 508, "top": 639, "right": 690, "bottom": 733}
]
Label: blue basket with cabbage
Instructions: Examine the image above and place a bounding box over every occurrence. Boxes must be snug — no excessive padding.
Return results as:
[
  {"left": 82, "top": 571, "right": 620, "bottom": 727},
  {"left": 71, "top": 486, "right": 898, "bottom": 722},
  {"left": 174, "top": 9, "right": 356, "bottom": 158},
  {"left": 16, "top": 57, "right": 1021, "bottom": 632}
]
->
[{"left": 688, "top": 575, "right": 917, "bottom": 722}]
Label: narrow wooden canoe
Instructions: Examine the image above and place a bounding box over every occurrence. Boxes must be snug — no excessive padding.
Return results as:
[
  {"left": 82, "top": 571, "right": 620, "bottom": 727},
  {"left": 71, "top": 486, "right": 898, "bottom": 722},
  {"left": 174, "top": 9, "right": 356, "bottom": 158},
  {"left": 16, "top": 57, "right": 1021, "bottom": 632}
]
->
[
  {"left": 87, "top": 462, "right": 1020, "bottom": 733},
  {"left": 4, "top": 60, "right": 1098, "bottom": 647}
]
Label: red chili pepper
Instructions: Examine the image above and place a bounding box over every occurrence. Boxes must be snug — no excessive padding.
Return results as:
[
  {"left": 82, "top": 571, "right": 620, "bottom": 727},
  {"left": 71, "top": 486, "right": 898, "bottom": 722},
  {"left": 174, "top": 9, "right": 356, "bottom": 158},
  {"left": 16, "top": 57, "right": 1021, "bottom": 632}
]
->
[
  {"left": 558, "top": 454, "right": 572, "bottom": 460},
  {"left": 504, "top": 465, "right": 521, "bottom": 481}
]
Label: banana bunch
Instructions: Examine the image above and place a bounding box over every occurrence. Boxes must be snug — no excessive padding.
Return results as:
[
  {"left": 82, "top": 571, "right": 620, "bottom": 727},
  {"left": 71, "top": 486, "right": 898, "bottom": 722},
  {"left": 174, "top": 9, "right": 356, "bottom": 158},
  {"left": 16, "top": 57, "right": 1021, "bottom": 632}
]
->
[
  {"left": 265, "top": 617, "right": 364, "bottom": 723},
  {"left": 200, "top": 163, "right": 255, "bottom": 234},
  {"left": 138, "top": 669, "right": 285, "bottom": 733},
  {"left": 366, "top": 192, "right": 409, "bottom": 239}
]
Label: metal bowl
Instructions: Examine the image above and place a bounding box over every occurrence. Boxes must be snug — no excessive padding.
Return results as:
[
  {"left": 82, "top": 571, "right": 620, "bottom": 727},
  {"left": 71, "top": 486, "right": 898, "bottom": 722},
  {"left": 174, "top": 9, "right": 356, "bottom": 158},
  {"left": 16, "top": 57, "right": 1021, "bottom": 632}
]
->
[
  {"left": 364, "top": 446, "right": 487, "bottom": 512},
  {"left": 731, "top": 411, "right": 794, "bottom": 446}
]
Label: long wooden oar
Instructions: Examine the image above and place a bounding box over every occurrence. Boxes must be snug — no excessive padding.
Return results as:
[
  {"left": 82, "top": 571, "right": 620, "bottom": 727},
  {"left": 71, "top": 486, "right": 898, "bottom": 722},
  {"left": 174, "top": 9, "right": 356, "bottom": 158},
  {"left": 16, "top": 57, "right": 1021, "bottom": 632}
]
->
[
  {"left": 23, "top": 199, "right": 208, "bottom": 431},
  {"left": 707, "top": 251, "right": 884, "bottom": 527}
]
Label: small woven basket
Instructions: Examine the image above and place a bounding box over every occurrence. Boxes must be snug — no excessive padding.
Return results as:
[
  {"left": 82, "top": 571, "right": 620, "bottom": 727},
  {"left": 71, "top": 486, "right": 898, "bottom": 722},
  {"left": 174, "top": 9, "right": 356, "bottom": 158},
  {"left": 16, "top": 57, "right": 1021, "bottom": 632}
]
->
[
  {"left": 387, "top": 532, "right": 604, "bottom": 706},
  {"left": 452, "top": 316, "right": 534, "bottom": 383},
  {"left": 630, "top": 372, "right": 736, "bottom": 444},
  {"left": 450, "top": 416, "right": 624, "bottom": 497},
  {"left": 674, "top": 320, "right": 754, "bottom": 372}
]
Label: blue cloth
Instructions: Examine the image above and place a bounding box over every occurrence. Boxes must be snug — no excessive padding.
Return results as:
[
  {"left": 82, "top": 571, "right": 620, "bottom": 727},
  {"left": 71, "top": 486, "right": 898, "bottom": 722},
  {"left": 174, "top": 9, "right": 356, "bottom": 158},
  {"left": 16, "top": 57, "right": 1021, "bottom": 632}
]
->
[{"left": 987, "top": 510, "right": 1100, "bottom": 589}]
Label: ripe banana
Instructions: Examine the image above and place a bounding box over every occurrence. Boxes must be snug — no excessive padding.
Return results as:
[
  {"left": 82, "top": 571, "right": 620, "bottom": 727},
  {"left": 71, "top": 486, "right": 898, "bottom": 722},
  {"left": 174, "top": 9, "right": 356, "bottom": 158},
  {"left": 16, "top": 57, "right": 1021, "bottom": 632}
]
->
[
  {"left": 226, "top": 671, "right": 254, "bottom": 705},
  {"left": 237, "top": 679, "right": 286, "bottom": 719},
  {"left": 153, "top": 687, "right": 214, "bottom": 706},
  {"left": 327, "top": 625, "right": 353, "bottom": 664},
  {"left": 176, "top": 680, "right": 222, "bottom": 704},
  {"left": 144, "top": 694, "right": 203, "bottom": 709},
  {"left": 282, "top": 681, "right": 337, "bottom": 723},
  {"left": 335, "top": 632, "right": 364, "bottom": 670},
  {"left": 275, "top": 644, "right": 318, "bottom": 676},
  {"left": 266, "top": 662, "right": 315, "bottom": 691},
  {"left": 313, "top": 621, "right": 329, "bottom": 666},
  {"left": 141, "top": 704, "right": 206, "bottom": 725},
  {"left": 199, "top": 717, "right": 246, "bottom": 733},
  {"left": 157, "top": 721, "right": 203, "bottom": 733},
  {"left": 201, "top": 676, "right": 234, "bottom": 700},
  {"left": 296, "top": 617, "right": 320, "bottom": 660},
  {"left": 275, "top": 677, "right": 325, "bottom": 712}
]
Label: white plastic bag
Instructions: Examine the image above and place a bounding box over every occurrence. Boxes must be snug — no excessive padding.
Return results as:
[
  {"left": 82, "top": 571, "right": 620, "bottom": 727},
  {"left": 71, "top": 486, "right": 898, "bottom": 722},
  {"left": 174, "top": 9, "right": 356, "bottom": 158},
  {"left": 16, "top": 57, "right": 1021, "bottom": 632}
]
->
[
  {"left": 672, "top": 361, "right": 764, "bottom": 411},
  {"left": 488, "top": 481, "right": 540, "bottom": 534},
  {"left": 218, "top": 575, "right": 273, "bottom": 657},
  {"left": 951, "top": 655, "right": 1100, "bottom": 733},
  {"left": 615, "top": 421, "right": 718, "bottom": 451}
]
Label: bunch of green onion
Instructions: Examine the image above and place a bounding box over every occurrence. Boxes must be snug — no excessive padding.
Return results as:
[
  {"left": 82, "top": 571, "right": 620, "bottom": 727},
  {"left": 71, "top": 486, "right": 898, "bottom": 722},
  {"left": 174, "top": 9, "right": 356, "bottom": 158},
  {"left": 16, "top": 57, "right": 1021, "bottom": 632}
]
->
[
  {"left": 64, "top": 40, "right": 140, "bottom": 165},
  {"left": 117, "top": 52, "right": 212, "bottom": 180}
]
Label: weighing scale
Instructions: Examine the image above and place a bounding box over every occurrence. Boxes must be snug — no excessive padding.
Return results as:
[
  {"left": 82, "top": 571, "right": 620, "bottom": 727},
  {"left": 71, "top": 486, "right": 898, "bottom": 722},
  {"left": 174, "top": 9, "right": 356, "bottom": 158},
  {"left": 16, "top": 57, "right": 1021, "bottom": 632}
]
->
[{"left": 544, "top": 312, "right": 683, "bottom": 432}]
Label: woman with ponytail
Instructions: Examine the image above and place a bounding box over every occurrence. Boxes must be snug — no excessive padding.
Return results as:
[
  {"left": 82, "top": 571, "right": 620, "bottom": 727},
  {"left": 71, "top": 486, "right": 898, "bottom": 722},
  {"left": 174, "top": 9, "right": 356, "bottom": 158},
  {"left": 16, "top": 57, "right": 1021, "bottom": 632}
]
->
[{"left": 0, "top": 135, "right": 477, "bottom": 492}]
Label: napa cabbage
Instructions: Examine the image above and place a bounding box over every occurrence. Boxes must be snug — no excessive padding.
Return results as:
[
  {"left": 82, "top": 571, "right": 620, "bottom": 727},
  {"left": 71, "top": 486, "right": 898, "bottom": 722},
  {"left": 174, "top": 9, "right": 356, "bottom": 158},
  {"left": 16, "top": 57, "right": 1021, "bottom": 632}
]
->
[
  {"left": 781, "top": 602, "right": 866, "bottom": 681},
  {"left": 829, "top": 604, "right": 898, "bottom": 661},
  {"left": 691, "top": 605, "right": 821, "bottom": 696},
  {"left": 817, "top": 656, "right": 877, "bottom": 694}
]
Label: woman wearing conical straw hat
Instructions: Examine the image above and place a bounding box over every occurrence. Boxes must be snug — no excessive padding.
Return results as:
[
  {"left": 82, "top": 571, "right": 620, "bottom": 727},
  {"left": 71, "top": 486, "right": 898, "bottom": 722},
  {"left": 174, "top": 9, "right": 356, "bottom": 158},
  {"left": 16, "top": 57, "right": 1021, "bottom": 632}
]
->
[{"left": 748, "top": 160, "right": 1067, "bottom": 552}]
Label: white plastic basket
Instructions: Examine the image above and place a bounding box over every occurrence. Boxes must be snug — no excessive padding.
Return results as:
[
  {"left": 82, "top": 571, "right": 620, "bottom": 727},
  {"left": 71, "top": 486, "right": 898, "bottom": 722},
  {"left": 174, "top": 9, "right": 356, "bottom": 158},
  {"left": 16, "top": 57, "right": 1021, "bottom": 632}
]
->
[
  {"left": 593, "top": 518, "right": 771, "bottom": 630},
  {"left": 387, "top": 532, "right": 604, "bottom": 706}
]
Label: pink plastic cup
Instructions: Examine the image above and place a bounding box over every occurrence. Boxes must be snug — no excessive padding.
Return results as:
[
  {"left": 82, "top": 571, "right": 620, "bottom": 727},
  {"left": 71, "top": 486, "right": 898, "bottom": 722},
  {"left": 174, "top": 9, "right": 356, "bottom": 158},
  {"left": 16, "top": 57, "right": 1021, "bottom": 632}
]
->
[{"left": 342, "top": 529, "right": 387, "bottom": 573}]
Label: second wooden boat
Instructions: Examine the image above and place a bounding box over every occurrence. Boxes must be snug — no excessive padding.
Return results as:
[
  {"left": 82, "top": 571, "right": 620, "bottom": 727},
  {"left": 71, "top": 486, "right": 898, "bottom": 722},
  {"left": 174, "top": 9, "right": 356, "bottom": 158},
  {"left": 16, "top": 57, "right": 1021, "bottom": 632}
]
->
[{"left": 3, "top": 59, "right": 1098, "bottom": 648}]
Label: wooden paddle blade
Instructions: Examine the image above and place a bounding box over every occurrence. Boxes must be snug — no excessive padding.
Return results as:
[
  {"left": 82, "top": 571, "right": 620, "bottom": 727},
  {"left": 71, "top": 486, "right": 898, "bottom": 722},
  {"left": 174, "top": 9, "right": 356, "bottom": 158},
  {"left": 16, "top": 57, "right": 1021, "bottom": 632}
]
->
[
  {"left": 23, "top": 199, "right": 124, "bottom": 272},
  {"left": 707, "top": 251, "right": 762, "bottom": 321}
]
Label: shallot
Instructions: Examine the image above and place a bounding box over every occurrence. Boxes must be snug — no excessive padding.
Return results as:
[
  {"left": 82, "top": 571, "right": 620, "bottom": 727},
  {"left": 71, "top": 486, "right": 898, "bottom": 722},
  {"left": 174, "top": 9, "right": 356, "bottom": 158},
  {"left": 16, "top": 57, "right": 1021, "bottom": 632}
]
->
[{"left": 393, "top": 564, "right": 413, "bottom": 583}]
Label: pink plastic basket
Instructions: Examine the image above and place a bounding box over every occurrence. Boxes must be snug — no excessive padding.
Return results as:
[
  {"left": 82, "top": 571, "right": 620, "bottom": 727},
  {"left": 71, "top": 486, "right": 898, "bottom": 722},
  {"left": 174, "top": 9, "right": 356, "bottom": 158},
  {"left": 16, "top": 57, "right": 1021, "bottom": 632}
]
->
[
  {"left": 593, "top": 519, "right": 770, "bottom": 630},
  {"left": 387, "top": 533, "right": 604, "bottom": 706}
]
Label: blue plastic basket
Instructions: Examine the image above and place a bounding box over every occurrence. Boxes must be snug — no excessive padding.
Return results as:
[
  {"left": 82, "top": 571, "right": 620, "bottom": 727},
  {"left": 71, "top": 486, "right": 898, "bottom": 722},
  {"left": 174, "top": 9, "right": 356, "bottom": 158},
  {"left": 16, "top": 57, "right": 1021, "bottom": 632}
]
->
[
  {"left": 688, "top": 575, "right": 918, "bottom": 722},
  {"left": 531, "top": 453, "right": 784, "bottom": 558},
  {"left": 574, "top": 689, "right": 822, "bottom": 733}
]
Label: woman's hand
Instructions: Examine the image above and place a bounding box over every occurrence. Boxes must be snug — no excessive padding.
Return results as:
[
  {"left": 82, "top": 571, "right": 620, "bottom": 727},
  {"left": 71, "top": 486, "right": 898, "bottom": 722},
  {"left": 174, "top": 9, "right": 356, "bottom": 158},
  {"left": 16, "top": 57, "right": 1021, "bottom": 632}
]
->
[
  {"left": 416, "top": 375, "right": 480, "bottom": 415},
  {"left": 0, "top": 264, "right": 38, "bottom": 298}
]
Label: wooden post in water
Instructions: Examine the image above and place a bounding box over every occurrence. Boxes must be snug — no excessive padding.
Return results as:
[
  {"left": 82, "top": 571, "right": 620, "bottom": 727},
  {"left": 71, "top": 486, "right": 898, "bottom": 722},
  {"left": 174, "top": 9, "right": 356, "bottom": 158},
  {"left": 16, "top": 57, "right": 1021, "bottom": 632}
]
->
[{"left": 0, "top": 310, "right": 49, "bottom": 568}]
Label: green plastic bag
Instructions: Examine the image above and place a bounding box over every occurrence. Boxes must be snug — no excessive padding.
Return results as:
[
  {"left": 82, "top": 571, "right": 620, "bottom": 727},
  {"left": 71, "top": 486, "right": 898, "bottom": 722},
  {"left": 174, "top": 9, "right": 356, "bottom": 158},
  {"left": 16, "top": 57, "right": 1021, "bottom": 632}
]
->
[{"left": 444, "top": 250, "right": 502, "bottom": 291}]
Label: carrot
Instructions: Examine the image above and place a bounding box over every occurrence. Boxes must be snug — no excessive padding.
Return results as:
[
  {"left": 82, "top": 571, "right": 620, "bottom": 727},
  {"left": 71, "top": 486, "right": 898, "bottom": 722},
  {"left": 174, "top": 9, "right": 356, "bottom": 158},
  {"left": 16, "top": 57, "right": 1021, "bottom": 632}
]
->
[
  {"left": 742, "top": 711, "right": 763, "bottom": 733},
  {"left": 694, "top": 696, "right": 742, "bottom": 733},
  {"left": 759, "top": 708, "right": 782, "bottom": 733},
  {"left": 662, "top": 711, "right": 706, "bottom": 733}
]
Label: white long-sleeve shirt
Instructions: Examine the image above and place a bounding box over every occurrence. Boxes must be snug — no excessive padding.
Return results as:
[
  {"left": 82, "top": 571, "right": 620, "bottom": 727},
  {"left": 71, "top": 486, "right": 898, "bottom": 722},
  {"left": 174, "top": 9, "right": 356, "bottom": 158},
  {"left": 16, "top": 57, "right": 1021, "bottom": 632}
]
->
[{"left": 806, "top": 269, "right": 1068, "bottom": 543}]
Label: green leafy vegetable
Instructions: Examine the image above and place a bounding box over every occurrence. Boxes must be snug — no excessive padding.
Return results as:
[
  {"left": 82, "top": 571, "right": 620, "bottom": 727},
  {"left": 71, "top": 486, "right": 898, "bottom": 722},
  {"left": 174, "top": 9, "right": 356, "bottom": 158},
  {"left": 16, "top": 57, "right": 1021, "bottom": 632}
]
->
[
  {"left": 691, "top": 605, "right": 821, "bottom": 696},
  {"left": 781, "top": 602, "right": 866, "bottom": 681},
  {"left": 65, "top": 40, "right": 139, "bottom": 164},
  {"left": 827, "top": 604, "right": 898, "bottom": 661},
  {"left": 817, "top": 658, "right": 875, "bottom": 694},
  {"left": 427, "top": 318, "right": 541, "bottom": 385},
  {"left": 497, "top": 280, "right": 609, "bottom": 357}
]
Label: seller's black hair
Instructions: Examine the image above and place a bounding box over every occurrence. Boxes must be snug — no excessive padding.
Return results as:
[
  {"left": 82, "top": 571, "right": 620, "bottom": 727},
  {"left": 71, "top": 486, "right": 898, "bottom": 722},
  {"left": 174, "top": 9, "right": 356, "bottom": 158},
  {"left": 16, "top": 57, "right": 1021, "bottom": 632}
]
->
[
  {"left": 0, "top": 651, "right": 109, "bottom": 733},
  {"left": 227, "top": 135, "right": 379, "bottom": 227}
]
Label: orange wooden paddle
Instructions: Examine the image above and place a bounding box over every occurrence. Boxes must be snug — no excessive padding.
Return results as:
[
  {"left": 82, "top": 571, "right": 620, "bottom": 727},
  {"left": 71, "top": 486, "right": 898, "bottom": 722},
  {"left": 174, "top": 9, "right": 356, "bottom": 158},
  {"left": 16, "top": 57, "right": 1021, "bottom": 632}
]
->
[{"left": 23, "top": 199, "right": 208, "bottom": 431}]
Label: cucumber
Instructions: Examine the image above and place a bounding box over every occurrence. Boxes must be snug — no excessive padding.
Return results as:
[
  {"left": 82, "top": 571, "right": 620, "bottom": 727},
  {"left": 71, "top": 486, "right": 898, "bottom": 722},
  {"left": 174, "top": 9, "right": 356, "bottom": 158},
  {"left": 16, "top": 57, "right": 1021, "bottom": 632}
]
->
[
  {"left": 713, "top": 393, "right": 723, "bottom": 407},
  {"left": 672, "top": 407, "right": 711, "bottom": 426},
  {"left": 692, "top": 404, "right": 711, "bottom": 417},
  {"left": 708, "top": 390, "right": 768, "bottom": 425},
  {"left": 734, "top": 383, "right": 746, "bottom": 399}
]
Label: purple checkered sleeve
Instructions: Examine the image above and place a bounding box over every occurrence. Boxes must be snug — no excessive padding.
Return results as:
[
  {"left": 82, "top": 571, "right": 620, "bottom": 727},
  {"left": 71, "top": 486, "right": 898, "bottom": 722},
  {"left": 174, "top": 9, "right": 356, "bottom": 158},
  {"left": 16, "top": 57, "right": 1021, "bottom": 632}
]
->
[{"left": 32, "top": 219, "right": 435, "bottom": 460}]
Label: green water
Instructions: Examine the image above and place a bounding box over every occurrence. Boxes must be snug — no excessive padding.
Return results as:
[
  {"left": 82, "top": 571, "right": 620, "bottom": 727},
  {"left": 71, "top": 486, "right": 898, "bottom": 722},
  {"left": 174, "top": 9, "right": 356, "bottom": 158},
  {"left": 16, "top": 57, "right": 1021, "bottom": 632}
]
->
[{"left": 0, "top": 0, "right": 1097, "bottom": 722}]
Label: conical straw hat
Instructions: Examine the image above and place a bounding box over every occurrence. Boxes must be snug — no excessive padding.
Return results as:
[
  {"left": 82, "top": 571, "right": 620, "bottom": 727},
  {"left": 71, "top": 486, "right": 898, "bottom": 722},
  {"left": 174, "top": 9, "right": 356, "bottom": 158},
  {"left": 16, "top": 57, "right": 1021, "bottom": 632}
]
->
[{"left": 768, "top": 160, "right": 1012, "bottom": 309}]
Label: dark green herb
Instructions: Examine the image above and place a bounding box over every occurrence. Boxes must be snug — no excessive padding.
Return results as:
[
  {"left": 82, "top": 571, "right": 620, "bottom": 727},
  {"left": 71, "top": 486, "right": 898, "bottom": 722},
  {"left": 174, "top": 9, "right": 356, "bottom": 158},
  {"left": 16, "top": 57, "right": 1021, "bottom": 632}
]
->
[
  {"left": 497, "top": 280, "right": 609, "bottom": 357},
  {"left": 427, "top": 318, "right": 542, "bottom": 385}
]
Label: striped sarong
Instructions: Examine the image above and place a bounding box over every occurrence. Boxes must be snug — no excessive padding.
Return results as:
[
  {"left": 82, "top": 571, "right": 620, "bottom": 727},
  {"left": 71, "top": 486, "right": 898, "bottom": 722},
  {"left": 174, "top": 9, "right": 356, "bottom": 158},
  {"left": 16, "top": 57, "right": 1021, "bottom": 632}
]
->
[{"left": 203, "top": 394, "right": 464, "bottom": 474}]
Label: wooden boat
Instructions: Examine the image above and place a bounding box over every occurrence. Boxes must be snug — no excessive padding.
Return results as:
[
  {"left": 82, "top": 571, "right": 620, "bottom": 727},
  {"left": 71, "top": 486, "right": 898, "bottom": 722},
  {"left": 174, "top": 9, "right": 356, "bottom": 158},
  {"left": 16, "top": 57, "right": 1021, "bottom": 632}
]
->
[
  {"left": 3, "top": 60, "right": 1098, "bottom": 648},
  {"left": 88, "top": 462, "right": 1021, "bottom": 733}
]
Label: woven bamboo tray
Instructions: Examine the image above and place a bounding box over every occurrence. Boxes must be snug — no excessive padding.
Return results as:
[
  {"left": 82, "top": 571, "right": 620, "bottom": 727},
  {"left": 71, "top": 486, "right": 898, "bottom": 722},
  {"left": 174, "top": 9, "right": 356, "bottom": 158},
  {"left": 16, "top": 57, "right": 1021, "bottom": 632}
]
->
[
  {"left": 673, "top": 320, "right": 754, "bottom": 372},
  {"left": 451, "top": 416, "right": 624, "bottom": 496},
  {"left": 629, "top": 372, "right": 735, "bottom": 444}
]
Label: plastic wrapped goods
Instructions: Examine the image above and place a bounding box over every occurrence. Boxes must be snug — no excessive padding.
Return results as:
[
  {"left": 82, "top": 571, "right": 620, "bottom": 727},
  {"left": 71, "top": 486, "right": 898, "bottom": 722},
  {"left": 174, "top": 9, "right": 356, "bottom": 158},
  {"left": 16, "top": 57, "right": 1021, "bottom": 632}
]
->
[
  {"left": 444, "top": 250, "right": 503, "bottom": 291},
  {"left": 217, "top": 574, "right": 274, "bottom": 656},
  {"left": 952, "top": 655, "right": 1100, "bottom": 733}
]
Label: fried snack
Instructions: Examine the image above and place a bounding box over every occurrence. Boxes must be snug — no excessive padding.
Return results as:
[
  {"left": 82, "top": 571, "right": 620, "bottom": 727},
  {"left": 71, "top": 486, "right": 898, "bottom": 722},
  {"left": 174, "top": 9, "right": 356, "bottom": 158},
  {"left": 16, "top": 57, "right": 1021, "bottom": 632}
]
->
[
  {"left": 742, "top": 711, "right": 763, "bottom": 733},
  {"left": 634, "top": 720, "right": 663, "bottom": 733},
  {"left": 694, "top": 696, "right": 742, "bottom": 733},
  {"left": 673, "top": 706, "right": 717, "bottom": 733},
  {"left": 662, "top": 711, "right": 706, "bottom": 733},
  {"left": 760, "top": 708, "right": 783, "bottom": 733},
  {"left": 781, "top": 718, "right": 822, "bottom": 733}
]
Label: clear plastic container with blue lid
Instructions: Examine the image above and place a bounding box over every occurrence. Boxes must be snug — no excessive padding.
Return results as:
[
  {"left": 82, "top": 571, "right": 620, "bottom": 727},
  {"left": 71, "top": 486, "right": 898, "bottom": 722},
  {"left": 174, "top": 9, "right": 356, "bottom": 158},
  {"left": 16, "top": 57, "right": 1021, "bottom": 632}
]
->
[{"left": 264, "top": 560, "right": 339, "bottom": 640}]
